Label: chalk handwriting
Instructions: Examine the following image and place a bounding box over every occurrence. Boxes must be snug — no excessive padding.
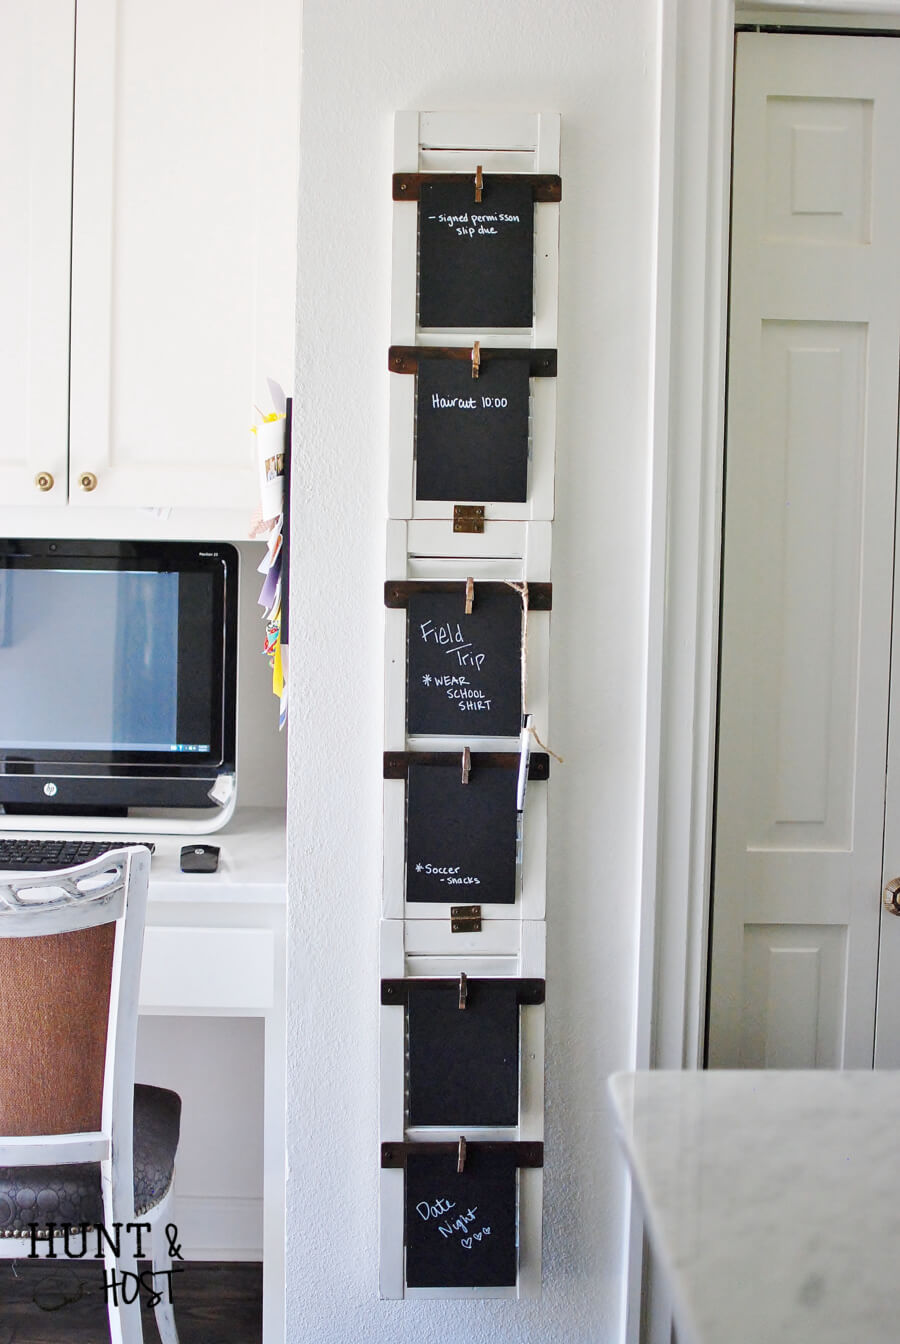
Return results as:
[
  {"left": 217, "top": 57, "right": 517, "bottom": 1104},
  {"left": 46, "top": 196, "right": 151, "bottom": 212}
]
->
[
  {"left": 426, "top": 211, "right": 522, "bottom": 239},
  {"left": 416, "top": 1196, "right": 456, "bottom": 1221},
  {"left": 429, "top": 394, "right": 510, "bottom": 411},
  {"left": 413, "top": 862, "right": 482, "bottom": 885},
  {"left": 416, "top": 662, "right": 494, "bottom": 712},
  {"left": 419, "top": 619, "right": 464, "bottom": 647},
  {"left": 437, "top": 1206, "right": 480, "bottom": 1240},
  {"left": 415, "top": 1197, "right": 494, "bottom": 1253},
  {"left": 418, "top": 620, "right": 487, "bottom": 672},
  {"left": 431, "top": 394, "right": 477, "bottom": 410},
  {"left": 444, "top": 643, "right": 484, "bottom": 669}
]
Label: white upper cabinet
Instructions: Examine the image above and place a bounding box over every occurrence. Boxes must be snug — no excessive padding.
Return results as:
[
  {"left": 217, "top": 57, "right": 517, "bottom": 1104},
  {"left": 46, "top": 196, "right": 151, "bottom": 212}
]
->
[
  {"left": 1, "top": 0, "right": 299, "bottom": 532},
  {"left": 0, "top": 2, "right": 74, "bottom": 508}
]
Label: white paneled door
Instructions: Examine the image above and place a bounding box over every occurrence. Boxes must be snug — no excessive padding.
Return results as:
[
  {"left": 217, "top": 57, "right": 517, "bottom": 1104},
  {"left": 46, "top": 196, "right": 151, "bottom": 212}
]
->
[{"left": 708, "top": 32, "right": 900, "bottom": 1069}]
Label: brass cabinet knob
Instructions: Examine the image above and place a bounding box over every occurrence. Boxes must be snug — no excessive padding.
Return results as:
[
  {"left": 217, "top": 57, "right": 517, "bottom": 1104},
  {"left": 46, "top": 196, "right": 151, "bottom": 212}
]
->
[
  {"left": 34, "top": 471, "right": 55, "bottom": 492},
  {"left": 78, "top": 471, "right": 98, "bottom": 492},
  {"left": 884, "top": 878, "right": 900, "bottom": 915}
]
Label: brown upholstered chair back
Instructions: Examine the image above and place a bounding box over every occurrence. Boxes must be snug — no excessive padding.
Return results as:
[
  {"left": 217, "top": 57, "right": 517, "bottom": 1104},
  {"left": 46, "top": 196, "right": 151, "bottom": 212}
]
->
[{"left": 0, "top": 921, "right": 116, "bottom": 1137}]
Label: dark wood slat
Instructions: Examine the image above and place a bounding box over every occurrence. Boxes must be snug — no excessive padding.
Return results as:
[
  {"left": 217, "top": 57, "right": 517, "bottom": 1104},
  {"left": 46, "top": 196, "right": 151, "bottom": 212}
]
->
[
  {"left": 383, "top": 750, "right": 549, "bottom": 780},
  {"left": 381, "top": 977, "right": 545, "bottom": 1006},
  {"left": 393, "top": 172, "right": 562, "bottom": 202},
  {"left": 388, "top": 346, "right": 557, "bottom": 377},
  {"left": 381, "top": 1140, "right": 543, "bottom": 1168},
  {"left": 384, "top": 580, "right": 552, "bottom": 611}
]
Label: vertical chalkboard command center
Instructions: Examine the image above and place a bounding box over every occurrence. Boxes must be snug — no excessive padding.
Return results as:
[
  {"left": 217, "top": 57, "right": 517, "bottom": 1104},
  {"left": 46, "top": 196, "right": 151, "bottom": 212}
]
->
[{"left": 381, "top": 111, "right": 560, "bottom": 1300}]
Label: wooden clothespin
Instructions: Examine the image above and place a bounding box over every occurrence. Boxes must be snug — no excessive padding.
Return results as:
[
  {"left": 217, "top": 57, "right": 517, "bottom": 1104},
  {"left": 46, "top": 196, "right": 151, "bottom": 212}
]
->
[
  {"left": 475, "top": 164, "right": 483, "bottom": 204},
  {"left": 471, "top": 340, "right": 480, "bottom": 380},
  {"left": 457, "top": 1135, "right": 467, "bottom": 1173},
  {"left": 458, "top": 971, "right": 468, "bottom": 1010},
  {"left": 465, "top": 576, "right": 474, "bottom": 615},
  {"left": 461, "top": 746, "right": 471, "bottom": 785}
]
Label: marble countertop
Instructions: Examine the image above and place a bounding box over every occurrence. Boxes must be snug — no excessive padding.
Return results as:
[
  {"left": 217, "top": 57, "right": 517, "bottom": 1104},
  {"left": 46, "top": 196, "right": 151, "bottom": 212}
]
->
[{"left": 609, "top": 1070, "right": 900, "bottom": 1344}]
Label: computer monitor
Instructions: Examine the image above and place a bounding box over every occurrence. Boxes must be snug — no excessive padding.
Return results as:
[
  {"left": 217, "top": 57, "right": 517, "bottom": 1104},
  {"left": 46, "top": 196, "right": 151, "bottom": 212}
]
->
[{"left": 0, "top": 539, "right": 238, "bottom": 830}]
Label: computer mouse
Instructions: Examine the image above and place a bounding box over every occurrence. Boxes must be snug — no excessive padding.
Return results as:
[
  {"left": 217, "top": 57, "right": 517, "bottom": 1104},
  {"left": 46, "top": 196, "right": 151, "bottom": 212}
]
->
[{"left": 180, "top": 844, "right": 220, "bottom": 873}]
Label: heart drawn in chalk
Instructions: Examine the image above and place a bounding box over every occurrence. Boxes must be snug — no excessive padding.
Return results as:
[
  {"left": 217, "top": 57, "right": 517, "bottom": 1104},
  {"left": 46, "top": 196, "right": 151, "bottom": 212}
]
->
[
  {"left": 461, "top": 1237, "right": 473, "bottom": 1250},
  {"left": 483, "top": 1227, "right": 491, "bottom": 1235},
  {"left": 474, "top": 1232, "right": 482, "bottom": 1241}
]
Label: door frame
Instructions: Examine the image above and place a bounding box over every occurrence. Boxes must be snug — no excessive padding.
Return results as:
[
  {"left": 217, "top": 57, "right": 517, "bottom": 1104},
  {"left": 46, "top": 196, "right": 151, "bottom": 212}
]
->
[
  {"left": 640, "top": 0, "right": 900, "bottom": 1078},
  {"left": 632, "top": 3, "right": 900, "bottom": 1339}
]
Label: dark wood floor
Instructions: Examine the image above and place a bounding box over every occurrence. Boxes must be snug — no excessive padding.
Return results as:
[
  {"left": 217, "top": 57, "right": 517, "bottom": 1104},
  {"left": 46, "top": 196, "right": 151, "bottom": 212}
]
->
[{"left": 0, "top": 1260, "right": 261, "bottom": 1343}]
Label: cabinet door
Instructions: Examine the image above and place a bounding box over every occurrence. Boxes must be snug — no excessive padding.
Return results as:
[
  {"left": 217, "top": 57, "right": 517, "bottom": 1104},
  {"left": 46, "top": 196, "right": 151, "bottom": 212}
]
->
[
  {"left": 69, "top": 0, "right": 299, "bottom": 512},
  {"left": 0, "top": 2, "right": 74, "bottom": 507}
]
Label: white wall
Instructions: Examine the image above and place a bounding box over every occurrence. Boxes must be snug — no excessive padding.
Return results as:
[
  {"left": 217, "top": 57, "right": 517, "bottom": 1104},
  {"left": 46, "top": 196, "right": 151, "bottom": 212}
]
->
[{"left": 286, "top": 3, "right": 659, "bottom": 1341}]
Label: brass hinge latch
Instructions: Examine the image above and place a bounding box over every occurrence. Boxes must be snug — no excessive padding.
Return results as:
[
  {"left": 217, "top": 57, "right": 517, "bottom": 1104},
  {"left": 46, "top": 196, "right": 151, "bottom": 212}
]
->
[
  {"left": 450, "top": 904, "right": 482, "bottom": 933},
  {"left": 453, "top": 505, "right": 485, "bottom": 534}
]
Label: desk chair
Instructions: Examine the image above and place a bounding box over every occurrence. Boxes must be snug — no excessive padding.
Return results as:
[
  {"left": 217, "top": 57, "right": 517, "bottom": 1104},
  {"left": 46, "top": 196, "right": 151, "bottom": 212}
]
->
[{"left": 0, "top": 847, "right": 180, "bottom": 1344}]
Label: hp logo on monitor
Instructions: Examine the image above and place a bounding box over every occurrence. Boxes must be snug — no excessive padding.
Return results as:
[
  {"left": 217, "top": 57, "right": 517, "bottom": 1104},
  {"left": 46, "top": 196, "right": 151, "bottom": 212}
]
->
[{"left": 43, "top": 782, "right": 58, "bottom": 797}]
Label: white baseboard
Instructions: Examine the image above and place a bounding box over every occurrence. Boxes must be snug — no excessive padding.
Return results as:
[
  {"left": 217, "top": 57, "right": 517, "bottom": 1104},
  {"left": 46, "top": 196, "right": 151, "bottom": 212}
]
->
[{"left": 168, "top": 1195, "right": 263, "bottom": 1261}]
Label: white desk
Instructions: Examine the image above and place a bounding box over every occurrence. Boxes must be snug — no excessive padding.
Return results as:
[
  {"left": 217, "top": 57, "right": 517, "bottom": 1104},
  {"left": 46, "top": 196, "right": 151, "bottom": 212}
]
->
[
  {"left": 610, "top": 1070, "right": 900, "bottom": 1344},
  {"left": 138, "top": 807, "right": 286, "bottom": 1344}
]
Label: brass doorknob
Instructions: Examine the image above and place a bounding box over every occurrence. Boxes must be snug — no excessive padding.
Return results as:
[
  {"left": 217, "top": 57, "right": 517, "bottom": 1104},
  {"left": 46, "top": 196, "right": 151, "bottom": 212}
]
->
[
  {"left": 884, "top": 878, "right": 900, "bottom": 915},
  {"left": 34, "top": 471, "right": 54, "bottom": 492},
  {"left": 78, "top": 471, "right": 98, "bottom": 492}
]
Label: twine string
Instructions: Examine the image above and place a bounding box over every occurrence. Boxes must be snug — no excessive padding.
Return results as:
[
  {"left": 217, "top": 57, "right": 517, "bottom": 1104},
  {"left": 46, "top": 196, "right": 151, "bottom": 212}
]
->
[{"left": 504, "top": 579, "right": 563, "bottom": 765}]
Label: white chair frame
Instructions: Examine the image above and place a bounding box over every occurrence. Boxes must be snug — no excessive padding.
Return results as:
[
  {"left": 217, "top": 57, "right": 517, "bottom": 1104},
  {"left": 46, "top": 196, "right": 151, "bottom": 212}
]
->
[{"left": 0, "top": 846, "right": 178, "bottom": 1344}]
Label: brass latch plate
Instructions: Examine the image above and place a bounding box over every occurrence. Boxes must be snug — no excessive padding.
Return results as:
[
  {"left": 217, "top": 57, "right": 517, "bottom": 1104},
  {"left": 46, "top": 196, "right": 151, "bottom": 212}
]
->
[
  {"left": 450, "top": 904, "right": 482, "bottom": 933},
  {"left": 453, "top": 505, "right": 485, "bottom": 534}
]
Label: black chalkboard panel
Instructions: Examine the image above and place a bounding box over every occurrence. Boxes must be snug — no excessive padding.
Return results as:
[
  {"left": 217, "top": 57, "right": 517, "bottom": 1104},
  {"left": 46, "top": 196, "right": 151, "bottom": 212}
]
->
[
  {"left": 418, "top": 179, "right": 535, "bottom": 329},
  {"left": 406, "top": 761, "right": 518, "bottom": 904},
  {"left": 408, "top": 980, "right": 520, "bottom": 1126},
  {"left": 405, "top": 1149, "right": 518, "bottom": 1288},
  {"left": 415, "top": 358, "right": 530, "bottom": 503},
  {"left": 406, "top": 588, "right": 523, "bottom": 737}
]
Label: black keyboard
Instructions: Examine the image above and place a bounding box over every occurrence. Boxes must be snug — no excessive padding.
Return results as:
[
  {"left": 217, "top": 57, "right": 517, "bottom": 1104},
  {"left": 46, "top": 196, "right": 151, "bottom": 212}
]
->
[{"left": 0, "top": 838, "right": 155, "bottom": 871}]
